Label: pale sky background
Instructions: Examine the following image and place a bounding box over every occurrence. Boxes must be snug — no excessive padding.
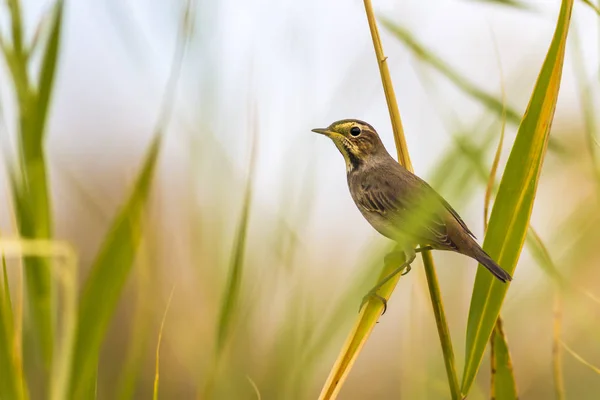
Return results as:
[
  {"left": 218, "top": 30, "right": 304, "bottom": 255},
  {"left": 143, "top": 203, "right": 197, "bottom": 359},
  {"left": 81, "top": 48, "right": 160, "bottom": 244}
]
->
[{"left": 1, "top": 0, "right": 599, "bottom": 272}]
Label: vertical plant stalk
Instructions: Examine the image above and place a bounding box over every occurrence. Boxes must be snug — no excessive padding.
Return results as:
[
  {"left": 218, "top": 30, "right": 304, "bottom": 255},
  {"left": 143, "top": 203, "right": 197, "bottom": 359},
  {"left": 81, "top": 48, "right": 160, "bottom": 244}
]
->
[
  {"left": 2, "top": 0, "right": 65, "bottom": 368},
  {"left": 552, "top": 293, "right": 565, "bottom": 400},
  {"left": 320, "top": 1, "right": 460, "bottom": 399},
  {"left": 364, "top": 1, "right": 460, "bottom": 399}
]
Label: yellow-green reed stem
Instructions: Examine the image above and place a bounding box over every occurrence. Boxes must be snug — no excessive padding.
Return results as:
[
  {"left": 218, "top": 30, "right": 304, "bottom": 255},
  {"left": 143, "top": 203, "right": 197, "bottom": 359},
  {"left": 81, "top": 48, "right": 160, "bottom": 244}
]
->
[
  {"left": 363, "top": 0, "right": 411, "bottom": 170},
  {"left": 552, "top": 293, "right": 565, "bottom": 400},
  {"left": 363, "top": 1, "right": 460, "bottom": 399},
  {"left": 421, "top": 250, "right": 460, "bottom": 398}
]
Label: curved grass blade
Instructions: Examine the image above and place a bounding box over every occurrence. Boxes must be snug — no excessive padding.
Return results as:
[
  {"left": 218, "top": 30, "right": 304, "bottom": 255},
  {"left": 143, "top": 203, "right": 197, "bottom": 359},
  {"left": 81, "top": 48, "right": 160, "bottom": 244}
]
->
[
  {"left": 66, "top": 3, "right": 190, "bottom": 393},
  {"left": 461, "top": 0, "right": 574, "bottom": 394},
  {"left": 67, "top": 135, "right": 162, "bottom": 398},
  {"left": 380, "top": 18, "right": 522, "bottom": 126},
  {"left": 319, "top": 1, "right": 460, "bottom": 399},
  {"left": 204, "top": 115, "right": 258, "bottom": 397},
  {"left": 580, "top": 0, "right": 600, "bottom": 16},
  {"left": 153, "top": 286, "right": 175, "bottom": 400},
  {"left": 561, "top": 341, "right": 600, "bottom": 374},
  {"left": 465, "top": 0, "right": 530, "bottom": 9}
]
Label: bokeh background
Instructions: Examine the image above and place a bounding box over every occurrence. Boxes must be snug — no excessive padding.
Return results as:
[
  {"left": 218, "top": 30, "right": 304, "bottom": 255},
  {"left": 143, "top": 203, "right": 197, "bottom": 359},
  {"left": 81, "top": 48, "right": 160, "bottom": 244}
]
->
[{"left": 1, "top": 0, "right": 599, "bottom": 398}]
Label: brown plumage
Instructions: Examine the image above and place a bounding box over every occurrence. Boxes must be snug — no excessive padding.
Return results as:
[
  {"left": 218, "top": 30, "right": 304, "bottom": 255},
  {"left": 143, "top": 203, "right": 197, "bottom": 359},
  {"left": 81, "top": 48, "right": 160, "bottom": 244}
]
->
[{"left": 312, "top": 119, "right": 512, "bottom": 283}]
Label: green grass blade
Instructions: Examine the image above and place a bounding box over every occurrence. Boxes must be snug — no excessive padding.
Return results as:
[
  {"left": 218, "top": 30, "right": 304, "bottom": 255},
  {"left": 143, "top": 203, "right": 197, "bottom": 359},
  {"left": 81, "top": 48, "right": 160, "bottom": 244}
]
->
[
  {"left": 572, "top": 24, "right": 600, "bottom": 187},
  {"left": 490, "top": 318, "right": 518, "bottom": 400},
  {"left": 461, "top": 0, "right": 574, "bottom": 394},
  {"left": 466, "top": 0, "right": 530, "bottom": 9},
  {"left": 153, "top": 286, "right": 175, "bottom": 400},
  {"left": 380, "top": 18, "right": 522, "bottom": 125},
  {"left": 0, "top": 254, "right": 23, "bottom": 400},
  {"left": 580, "top": 0, "right": 600, "bottom": 16},
  {"left": 67, "top": 135, "right": 162, "bottom": 398},
  {"left": 561, "top": 341, "right": 600, "bottom": 374},
  {"left": 204, "top": 116, "right": 258, "bottom": 397},
  {"left": 3, "top": 1, "right": 65, "bottom": 369},
  {"left": 33, "top": 0, "right": 64, "bottom": 144},
  {"left": 215, "top": 160, "right": 255, "bottom": 353}
]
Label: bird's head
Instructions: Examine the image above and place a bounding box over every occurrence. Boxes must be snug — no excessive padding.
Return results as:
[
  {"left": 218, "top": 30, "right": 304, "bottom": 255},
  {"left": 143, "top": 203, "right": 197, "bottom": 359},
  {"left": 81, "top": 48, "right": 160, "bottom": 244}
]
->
[{"left": 311, "top": 119, "right": 386, "bottom": 171}]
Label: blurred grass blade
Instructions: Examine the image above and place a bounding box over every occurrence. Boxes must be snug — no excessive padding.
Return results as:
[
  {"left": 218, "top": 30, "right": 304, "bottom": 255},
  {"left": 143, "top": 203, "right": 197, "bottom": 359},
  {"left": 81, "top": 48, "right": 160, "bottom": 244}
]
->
[
  {"left": 2, "top": 0, "right": 65, "bottom": 369},
  {"left": 461, "top": 0, "right": 574, "bottom": 394},
  {"left": 320, "top": 1, "right": 460, "bottom": 399},
  {"left": 527, "top": 228, "right": 600, "bottom": 306},
  {"left": 561, "top": 341, "right": 600, "bottom": 374},
  {"left": 490, "top": 318, "right": 518, "bottom": 400},
  {"left": 115, "top": 258, "right": 153, "bottom": 400},
  {"left": 553, "top": 294, "right": 565, "bottom": 400},
  {"left": 68, "top": 134, "right": 162, "bottom": 397},
  {"left": 33, "top": 0, "right": 64, "bottom": 143},
  {"left": 572, "top": 24, "right": 600, "bottom": 187},
  {"left": 215, "top": 150, "right": 256, "bottom": 353},
  {"left": 153, "top": 286, "right": 175, "bottom": 400},
  {"left": 207, "top": 110, "right": 258, "bottom": 398},
  {"left": 466, "top": 0, "right": 530, "bottom": 9},
  {"left": 580, "top": 0, "right": 600, "bottom": 16},
  {"left": 0, "top": 254, "right": 23, "bottom": 399},
  {"left": 380, "top": 18, "right": 522, "bottom": 125},
  {"left": 67, "top": 2, "right": 189, "bottom": 393}
]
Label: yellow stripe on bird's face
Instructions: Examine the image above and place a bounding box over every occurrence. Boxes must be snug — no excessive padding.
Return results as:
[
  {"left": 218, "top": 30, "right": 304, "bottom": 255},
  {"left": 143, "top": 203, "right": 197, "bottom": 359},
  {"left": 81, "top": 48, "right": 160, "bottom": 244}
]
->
[{"left": 312, "top": 119, "right": 382, "bottom": 172}]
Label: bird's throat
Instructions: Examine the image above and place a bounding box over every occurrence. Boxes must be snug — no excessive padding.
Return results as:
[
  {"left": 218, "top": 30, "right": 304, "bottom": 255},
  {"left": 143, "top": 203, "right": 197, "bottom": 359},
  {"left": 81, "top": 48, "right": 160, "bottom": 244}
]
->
[{"left": 335, "top": 140, "right": 362, "bottom": 172}]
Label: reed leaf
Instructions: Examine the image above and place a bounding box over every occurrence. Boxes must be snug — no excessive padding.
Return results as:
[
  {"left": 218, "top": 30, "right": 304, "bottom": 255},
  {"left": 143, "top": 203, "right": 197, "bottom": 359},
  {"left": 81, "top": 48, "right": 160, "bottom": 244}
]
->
[{"left": 461, "top": 0, "right": 574, "bottom": 393}]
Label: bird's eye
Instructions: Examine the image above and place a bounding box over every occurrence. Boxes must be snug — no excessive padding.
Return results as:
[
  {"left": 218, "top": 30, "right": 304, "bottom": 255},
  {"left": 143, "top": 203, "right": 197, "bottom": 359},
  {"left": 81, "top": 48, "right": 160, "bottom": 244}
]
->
[{"left": 350, "top": 126, "right": 361, "bottom": 136}]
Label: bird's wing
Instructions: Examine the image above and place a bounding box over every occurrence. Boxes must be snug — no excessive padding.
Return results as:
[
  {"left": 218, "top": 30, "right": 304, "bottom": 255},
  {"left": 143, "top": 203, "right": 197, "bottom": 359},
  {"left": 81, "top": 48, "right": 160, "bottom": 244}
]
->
[{"left": 354, "top": 166, "right": 458, "bottom": 248}]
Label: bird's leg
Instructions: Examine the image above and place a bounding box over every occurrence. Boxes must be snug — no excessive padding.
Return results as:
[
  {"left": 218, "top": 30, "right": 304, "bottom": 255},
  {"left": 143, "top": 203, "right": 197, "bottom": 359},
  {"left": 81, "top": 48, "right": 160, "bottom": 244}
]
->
[{"left": 359, "top": 248, "right": 417, "bottom": 314}]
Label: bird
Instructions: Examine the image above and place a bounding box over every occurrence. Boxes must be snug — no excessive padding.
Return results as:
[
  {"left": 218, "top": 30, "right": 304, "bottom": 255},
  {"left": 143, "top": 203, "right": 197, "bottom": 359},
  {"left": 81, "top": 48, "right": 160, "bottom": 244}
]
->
[{"left": 311, "top": 119, "right": 512, "bottom": 310}]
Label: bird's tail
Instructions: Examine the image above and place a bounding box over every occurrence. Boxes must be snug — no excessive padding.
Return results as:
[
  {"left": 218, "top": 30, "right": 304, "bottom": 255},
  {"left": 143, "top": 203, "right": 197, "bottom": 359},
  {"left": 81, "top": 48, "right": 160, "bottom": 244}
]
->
[{"left": 472, "top": 246, "right": 512, "bottom": 283}]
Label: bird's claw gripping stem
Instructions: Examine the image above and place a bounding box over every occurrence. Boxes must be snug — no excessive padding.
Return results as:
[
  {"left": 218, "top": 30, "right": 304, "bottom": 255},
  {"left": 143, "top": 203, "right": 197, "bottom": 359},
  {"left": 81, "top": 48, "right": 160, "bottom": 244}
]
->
[{"left": 359, "top": 246, "right": 430, "bottom": 315}]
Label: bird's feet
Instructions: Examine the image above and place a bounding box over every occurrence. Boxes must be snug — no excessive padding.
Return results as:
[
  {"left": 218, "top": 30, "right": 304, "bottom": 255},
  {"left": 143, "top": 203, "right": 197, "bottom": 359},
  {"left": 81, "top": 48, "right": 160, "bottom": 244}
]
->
[
  {"left": 358, "top": 261, "right": 412, "bottom": 315},
  {"left": 359, "top": 291, "right": 388, "bottom": 314}
]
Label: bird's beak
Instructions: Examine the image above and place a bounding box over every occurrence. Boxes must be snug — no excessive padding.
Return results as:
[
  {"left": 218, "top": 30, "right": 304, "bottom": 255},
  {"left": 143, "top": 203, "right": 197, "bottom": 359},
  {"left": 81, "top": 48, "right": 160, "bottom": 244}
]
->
[{"left": 311, "top": 128, "right": 333, "bottom": 137}]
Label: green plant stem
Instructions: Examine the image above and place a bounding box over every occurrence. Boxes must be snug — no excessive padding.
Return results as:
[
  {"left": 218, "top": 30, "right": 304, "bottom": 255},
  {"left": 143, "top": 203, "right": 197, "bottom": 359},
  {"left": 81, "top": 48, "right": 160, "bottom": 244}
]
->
[
  {"left": 363, "top": 1, "right": 460, "bottom": 399},
  {"left": 421, "top": 251, "right": 461, "bottom": 400}
]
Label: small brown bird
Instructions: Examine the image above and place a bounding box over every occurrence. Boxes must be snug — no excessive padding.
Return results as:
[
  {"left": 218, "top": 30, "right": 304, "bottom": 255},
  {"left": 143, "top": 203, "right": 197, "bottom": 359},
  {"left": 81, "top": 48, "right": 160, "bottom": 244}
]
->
[{"left": 312, "top": 119, "right": 512, "bottom": 294}]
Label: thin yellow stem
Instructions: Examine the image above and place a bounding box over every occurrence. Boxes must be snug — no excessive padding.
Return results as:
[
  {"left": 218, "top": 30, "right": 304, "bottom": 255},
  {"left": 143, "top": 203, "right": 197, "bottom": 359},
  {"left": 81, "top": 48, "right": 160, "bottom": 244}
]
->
[
  {"left": 552, "top": 292, "right": 565, "bottom": 400},
  {"left": 363, "top": 0, "right": 412, "bottom": 170},
  {"left": 363, "top": 2, "right": 460, "bottom": 399}
]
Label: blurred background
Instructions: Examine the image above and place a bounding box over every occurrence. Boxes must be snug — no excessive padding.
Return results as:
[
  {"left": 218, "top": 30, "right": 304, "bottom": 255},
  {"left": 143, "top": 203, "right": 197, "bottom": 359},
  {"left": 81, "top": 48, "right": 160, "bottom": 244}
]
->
[{"left": 1, "top": 0, "right": 599, "bottom": 398}]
